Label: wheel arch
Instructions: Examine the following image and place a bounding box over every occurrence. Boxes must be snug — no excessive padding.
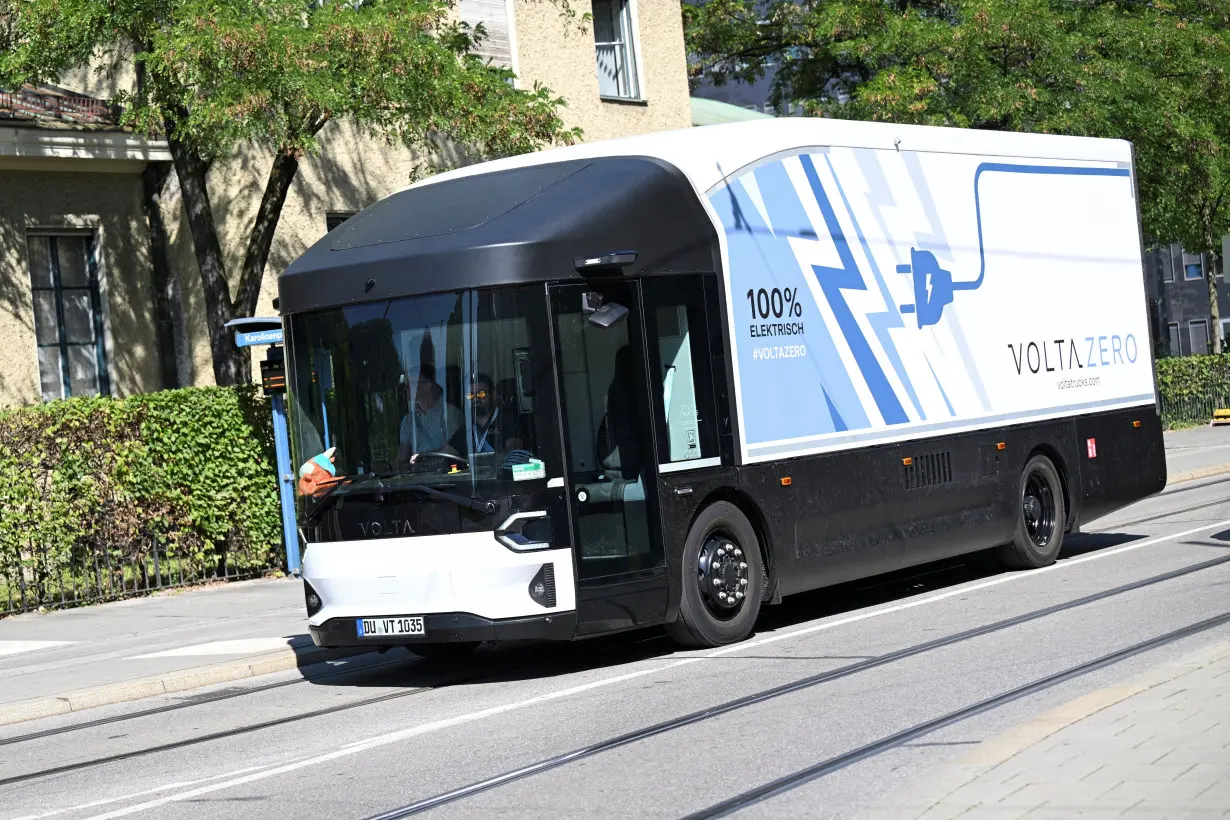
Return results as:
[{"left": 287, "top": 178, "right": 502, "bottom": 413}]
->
[{"left": 692, "top": 487, "right": 780, "bottom": 605}]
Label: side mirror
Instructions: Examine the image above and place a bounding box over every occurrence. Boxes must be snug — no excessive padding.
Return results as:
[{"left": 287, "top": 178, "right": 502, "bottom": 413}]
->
[{"left": 587, "top": 301, "right": 629, "bottom": 328}]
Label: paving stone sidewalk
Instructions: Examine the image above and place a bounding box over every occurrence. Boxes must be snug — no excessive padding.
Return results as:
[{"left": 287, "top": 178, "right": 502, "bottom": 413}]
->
[{"left": 866, "top": 638, "right": 1230, "bottom": 819}]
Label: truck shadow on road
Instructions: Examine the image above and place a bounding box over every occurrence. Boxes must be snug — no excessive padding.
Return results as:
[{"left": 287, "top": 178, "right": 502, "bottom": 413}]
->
[{"left": 302, "top": 530, "right": 1166, "bottom": 693}]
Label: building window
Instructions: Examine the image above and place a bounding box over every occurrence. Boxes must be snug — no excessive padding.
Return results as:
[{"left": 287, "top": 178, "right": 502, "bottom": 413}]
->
[
  {"left": 27, "top": 233, "right": 110, "bottom": 401},
  {"left": 326, "top": 211, "right": 357, "bottom": 233},
  {"left": 592, "top": 0, "right": 640, "bottom": 100},
  {"left": 1161, "top": 249, "right": 1174, "bottom": 283},
  {"left": 1185, "top": 259, "right": 1204, "bottom": 280},
  {"left": 1167, "top": 322, "right": 1181, "bottom": 357},
  {"left": 1188, "top": 319, "right": 1209, "bottom": 355}
]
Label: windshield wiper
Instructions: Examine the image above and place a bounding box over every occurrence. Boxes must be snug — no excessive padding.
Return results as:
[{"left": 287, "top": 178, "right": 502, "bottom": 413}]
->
[
  {"left": 298, "top": 471, "right": 399, "bottom": 532},
  {"left": 298, "top": 473, "right": 497, "bottom": 535},
  {"left": 403, "top": 484, "right": 497, "bottom": 516}
]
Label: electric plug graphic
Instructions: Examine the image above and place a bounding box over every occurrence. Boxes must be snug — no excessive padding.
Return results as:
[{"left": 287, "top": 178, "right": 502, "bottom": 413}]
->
[{"left": 897, "top": 248, "right": 956, "bottom": 329}]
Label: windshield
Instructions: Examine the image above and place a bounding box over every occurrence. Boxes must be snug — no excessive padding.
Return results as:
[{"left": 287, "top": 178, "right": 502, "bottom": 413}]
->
[{"left": 287, "top": 286, "right": 561, "bottom": 517}]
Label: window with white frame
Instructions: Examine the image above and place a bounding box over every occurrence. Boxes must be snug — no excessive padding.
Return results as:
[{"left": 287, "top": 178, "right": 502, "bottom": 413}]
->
[
  {"left": 592, "top": 0, "right": 640, "bottom": 100},
  {"left": 1189, "top": 319, "right": 1209, "bottom": 355},
  {"left": 27, "top": 233, "right": 110, "bottom": 401},
  {"left": 1167, "top": 322, "right": 1181, "bottom": 356}
]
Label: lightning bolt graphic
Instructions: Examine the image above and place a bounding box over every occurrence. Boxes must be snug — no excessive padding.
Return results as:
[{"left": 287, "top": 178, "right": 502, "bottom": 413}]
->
[
  {"left": 826, "top": 153, "right": 925, "bottom": 421},
  {"left": 798, "top": 154, "right": 909, "bottom": 427}
]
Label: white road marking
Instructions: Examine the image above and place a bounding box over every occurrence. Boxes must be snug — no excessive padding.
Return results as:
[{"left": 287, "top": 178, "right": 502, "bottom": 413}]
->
[
  {"left": 0, "top": 640, "right": 75, "bottom": 657},
  {"left": 83, "top": 517, "right": 1230, "bottom": 819},
  {"left": 11, "top": 766, "right": 271, "bottom": 820},
  {"left": 126, "top": 638, "right": 304, "bottom": 659}
]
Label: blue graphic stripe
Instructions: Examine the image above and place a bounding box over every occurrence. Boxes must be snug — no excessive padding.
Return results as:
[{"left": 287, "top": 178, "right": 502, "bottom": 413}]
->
[
  {"left": 823, "top": 153, "right": 925, "bottom": 421},
  {"left": 960, "top": 163, "right": 1132, "bottom": 292},
  {"left": 926, "top": 356, "right": 955, "bottom": 417},
  {"left": 799, "top": 154, "right": 909, "bottom": 426}
]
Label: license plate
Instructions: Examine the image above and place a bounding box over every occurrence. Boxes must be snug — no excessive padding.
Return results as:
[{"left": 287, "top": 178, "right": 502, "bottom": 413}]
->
[{"left": 356, "top": 616, "right": 424, "bottom": 637}]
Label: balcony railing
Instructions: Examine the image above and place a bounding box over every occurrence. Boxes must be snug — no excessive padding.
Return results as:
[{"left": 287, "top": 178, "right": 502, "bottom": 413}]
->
[{"left": 0, "top": 86, "right": 119, "bottom": 127}]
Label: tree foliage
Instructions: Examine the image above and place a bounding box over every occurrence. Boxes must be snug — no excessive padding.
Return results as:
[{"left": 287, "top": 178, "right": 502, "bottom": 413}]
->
[
  {"left": 685, "top": 0, "right": 1230, "bottom": 349},
  {"left": 1, "top": 0, "right": 581, "bottom": 384}
]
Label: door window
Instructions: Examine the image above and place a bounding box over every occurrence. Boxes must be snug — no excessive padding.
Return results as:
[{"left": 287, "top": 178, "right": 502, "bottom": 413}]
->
[
  {"left": 643, "top": 275, "right": 721, "bottom": 469},
  {"left": 552, "top": 282, "right": 661, "bottom": 579}
]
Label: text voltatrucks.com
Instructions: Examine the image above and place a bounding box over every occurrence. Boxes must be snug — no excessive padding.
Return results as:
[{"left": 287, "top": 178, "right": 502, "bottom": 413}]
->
[
  {"left": 752, "top": 344, "right": 807, "bottom": 361},
  {"left": 1057, "top": 375, "right": 1101, "bottom": 390}
]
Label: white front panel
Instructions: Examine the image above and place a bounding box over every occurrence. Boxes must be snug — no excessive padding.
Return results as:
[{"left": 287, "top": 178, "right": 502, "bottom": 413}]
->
[{"left": 303, "top": 532, "right": 575, "bottom": 625}]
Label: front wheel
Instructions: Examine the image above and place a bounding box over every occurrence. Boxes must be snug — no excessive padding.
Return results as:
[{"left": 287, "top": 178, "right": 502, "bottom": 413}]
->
[
  {"left": 996, "top": 454, "right": 1066, "bottom": 570},
  {"left": 666, "top": 501, "right": 765, "bottom": 648}
]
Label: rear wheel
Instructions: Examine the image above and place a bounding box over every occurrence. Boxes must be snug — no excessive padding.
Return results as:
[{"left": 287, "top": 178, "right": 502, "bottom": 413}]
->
[
  {"left": 666, "top": 501, "right": 765, "bottom": 648},
  {"left": 409, "top": 641, "right": 481, "bottom": 660},
  {"left": 997, "top": 454, "right": 1066, "bottom": 570}
]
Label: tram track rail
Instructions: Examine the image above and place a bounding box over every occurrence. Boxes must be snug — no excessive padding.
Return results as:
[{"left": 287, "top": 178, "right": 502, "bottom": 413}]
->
[
  {"left": 684, "top": 609, "right": 1230, "bottom": 818},
  {"left": 0, "top": 633, "right": 673, "bottom": 787},
  {"left": 361, "top": 553, "right": 1230, "bottom": 819}
]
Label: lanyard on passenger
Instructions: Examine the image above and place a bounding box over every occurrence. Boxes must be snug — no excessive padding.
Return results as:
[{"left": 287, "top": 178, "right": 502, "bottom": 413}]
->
[{"left": 474, "top": 407, "right": 498, "bottom": 452}]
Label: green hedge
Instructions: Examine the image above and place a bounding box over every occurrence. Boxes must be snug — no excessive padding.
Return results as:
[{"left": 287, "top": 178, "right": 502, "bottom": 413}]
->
[
  {"left": 1155, "top": 354, "right": 1230, "bottom": 428},
  {"left": 0, "top": 386, "right": 282, "bottom": 610}
]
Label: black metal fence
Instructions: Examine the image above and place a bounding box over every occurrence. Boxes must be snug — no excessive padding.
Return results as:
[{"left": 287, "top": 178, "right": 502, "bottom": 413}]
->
[
  {"left": 1159, "top": 389, "right": 1230, "bottom": 429},
  {"left": 1, "top": 539, "right": 270, "bottom": 617}
]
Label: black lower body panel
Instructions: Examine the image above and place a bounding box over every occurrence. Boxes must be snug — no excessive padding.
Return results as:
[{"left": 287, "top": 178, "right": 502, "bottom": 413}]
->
[{"left": 310, "top": 611, "right": 578, "bottom": 647}]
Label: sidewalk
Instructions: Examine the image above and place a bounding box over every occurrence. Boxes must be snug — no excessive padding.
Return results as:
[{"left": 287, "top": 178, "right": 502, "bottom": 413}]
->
[
  {"left": 0, "top": 577, "right": 373, "bottom": 727},
  {"left": 1163, "top": 424, "right": 1230, "bottom": 484},
  {"left": 865, "top": 637, "right": 1230, "bottom": 819}
]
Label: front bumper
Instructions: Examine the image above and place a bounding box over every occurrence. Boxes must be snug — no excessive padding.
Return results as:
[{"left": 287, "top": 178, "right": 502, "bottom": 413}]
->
[{"left": 309, "top": 611, "right": 578, "bottom": 647}]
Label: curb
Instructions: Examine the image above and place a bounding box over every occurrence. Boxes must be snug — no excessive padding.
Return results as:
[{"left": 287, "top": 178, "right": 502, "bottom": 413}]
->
[
  {"left": 0, "top": 643, "right": 377, "bottom": 728},
  {"left": 1167, "top": 462, "right": 1230, "bottom": 485}
]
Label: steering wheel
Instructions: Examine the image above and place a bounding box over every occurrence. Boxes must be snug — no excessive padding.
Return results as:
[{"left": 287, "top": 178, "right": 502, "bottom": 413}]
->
[{"left": 410, "top": 451, "right": 470, "bottom": 471}]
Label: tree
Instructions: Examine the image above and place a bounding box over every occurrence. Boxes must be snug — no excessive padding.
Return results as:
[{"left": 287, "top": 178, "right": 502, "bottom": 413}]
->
[
  {"left": 1111, "top": 3, "right": 1230, "bottom": 353},
  {"left": 683, "top": 0, "right": 1230, "bottom": 352},
  {"left": 1, "top": 0, "right": 581, "bottom": 385}
]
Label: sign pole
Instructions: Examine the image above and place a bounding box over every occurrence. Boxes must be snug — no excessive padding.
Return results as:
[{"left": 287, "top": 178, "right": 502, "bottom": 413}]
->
[
  {"left": 269, "top": 392, "right": 301, "bottom": 574},
  {"left": 224, "top": 316, "right": 301, "bottom": 576}
]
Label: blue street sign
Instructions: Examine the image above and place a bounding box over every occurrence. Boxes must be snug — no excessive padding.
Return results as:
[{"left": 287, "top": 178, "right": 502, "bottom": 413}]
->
[{"left": 235, "top": 328, "right": 284, "bottom": 347}]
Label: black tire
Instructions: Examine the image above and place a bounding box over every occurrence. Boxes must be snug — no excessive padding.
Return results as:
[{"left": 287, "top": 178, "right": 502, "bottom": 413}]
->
[
  {"left": 666, "top": 501, "right": 765, "bottom": 648},
  {"left": 996, "top": 454, "right": 1066, "bottom": 570},
  {"left": 409, "top": 641, "right": 481, "bottom": 660}
]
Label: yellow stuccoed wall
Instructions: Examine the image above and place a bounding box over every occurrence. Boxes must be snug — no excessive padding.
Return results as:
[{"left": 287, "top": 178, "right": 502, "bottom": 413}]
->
[
  {"left": 514, "top": 0, "right": 692, "bottom": 142},
  {"left": 0, "top": 169, "right": 162, "bottom": 406}
]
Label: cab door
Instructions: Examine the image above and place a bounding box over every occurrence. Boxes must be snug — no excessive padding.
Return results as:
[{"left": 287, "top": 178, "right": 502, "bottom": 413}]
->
[{"left": 549, "top": 281, "right": 667, "bottom": 635}]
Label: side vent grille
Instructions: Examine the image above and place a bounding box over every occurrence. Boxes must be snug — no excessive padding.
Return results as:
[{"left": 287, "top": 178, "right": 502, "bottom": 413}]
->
[
  {"left": 542, "top": 563, "right": 557, "bottom": 608},
  {"left": 529, "top": 563, "right": 557, "bottom": 608},
  {"left": 904, "top": 451, "right": 953, "bottom": 490}
]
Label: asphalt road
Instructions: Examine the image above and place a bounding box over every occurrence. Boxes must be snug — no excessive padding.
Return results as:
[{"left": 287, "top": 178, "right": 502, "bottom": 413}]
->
[{"left": 3, "top": 474, "right": 1229, "bottom": 820}]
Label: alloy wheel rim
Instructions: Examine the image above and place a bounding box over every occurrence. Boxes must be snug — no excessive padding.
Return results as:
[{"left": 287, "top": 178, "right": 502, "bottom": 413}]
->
[
  {"left": 697, "top": 533, "right": 749, "bottom": 619},
  {"left": 1023, "top": 470, "right": 1057, "bottom": 548}
]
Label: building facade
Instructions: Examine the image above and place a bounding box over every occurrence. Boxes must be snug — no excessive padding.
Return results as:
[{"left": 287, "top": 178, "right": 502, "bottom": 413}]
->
[
  {"left": 1144, "top": 239, "right": 1230, "bottom": 358},
  {"left": 0, "top": 0, "right": 692, "bottom": 407}
]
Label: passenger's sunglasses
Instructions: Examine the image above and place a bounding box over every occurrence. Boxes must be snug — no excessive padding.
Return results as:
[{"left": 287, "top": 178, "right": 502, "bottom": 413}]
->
[{"left": 466, "top": 390, "right": 489, "bottom": 400}]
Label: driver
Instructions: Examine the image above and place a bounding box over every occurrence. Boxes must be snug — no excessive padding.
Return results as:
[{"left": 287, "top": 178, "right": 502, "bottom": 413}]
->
[
  {"left": 395, "top": 363, "right": 463, "bottom": 469},
  {"left": 448, "top": 372, "right": 522, "bottom": 455}
]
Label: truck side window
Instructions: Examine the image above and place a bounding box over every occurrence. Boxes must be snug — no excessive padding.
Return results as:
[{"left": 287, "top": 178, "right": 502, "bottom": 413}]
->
[{"left": 643, "top": 274, "right": 720, "bottom": 467}]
